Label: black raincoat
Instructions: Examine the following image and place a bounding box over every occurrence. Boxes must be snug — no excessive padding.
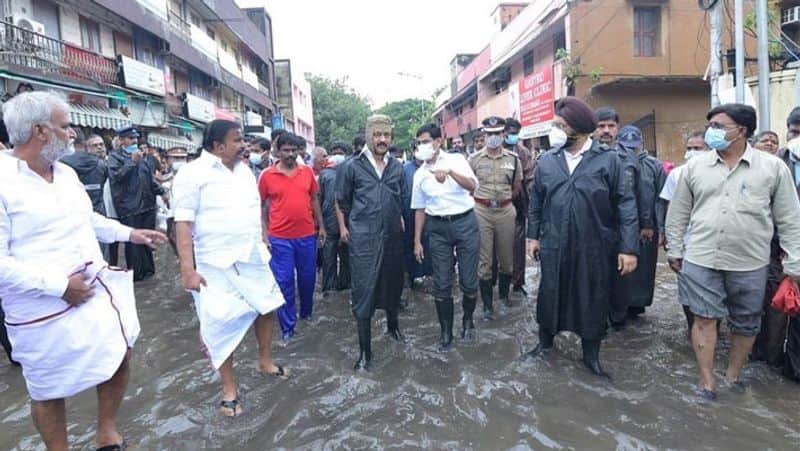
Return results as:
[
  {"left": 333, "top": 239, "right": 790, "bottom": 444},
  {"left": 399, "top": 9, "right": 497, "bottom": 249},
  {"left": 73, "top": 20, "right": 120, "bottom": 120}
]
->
[
  {"left": 336, "top": 152, "right": 407, "bottom": 320},
  {"left": 608, "top": 145, "right": 642, "bottom": 323},
  {"left": 60, "top": 151, "right": 108, "bottom": 215},
  {"left": 528, "top": 140, "right": 639, "bottom": 340},
  {"left": 629, "top": 152, "right": 666, "bottom": 308},
  {"left": 107, "top": 148, "right": 163, "bottom": 219},
  {"left": 318, "top": 166, "right": 340, "bottom": 235}
]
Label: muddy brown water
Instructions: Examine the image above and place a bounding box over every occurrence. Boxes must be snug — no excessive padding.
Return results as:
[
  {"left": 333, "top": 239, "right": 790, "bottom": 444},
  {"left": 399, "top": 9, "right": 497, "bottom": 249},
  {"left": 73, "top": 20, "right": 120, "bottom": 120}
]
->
[{"left": 1, "top": 248, "right": 799, "bottom": 450}]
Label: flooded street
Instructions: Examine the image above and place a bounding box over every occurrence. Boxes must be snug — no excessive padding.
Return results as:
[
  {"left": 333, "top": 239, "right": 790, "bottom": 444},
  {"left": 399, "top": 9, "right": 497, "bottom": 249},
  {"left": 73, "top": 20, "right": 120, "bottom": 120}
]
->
[{"left": 1, "top": 248, "right": 799, "bottom": 450}]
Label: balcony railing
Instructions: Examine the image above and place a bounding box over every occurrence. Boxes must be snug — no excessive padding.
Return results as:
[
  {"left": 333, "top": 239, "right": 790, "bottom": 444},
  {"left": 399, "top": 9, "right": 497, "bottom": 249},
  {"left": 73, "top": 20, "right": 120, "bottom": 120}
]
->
[
  {"left": 190, "top": 24, "right": 218, "bottom": 60},
  {"left": 168, "top": 10, "right": 190, "bottom": 38},
  {"left": 0, "top": 21, "right": 117, "bottom": 85}
]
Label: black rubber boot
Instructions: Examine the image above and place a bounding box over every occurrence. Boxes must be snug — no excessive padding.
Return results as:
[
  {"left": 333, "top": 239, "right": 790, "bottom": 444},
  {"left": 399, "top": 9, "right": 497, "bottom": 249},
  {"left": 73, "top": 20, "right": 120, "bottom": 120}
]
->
[
  {"left": 499, "top": 274, "right": 512, "bottom": 308},
  {"left": 386, "top": 310, "right": 405, "bottom": 343},
  {"left": 480, "top": 280, "right": 494, "bottom": 320},
  {"left": 461, "top": 295, "right": 477, "bottom": 341},
  {"left": 521, "top": 328, "right": 554, "bottom": 361},
  {"left": 581, "top": 339, "right": 610, "bottom": 378},
  {"left": 354, "top": 319, "right": 372, "bottom": 371},
  {"left": 435, "top": 298, "right": 454, "bottom": 351}
]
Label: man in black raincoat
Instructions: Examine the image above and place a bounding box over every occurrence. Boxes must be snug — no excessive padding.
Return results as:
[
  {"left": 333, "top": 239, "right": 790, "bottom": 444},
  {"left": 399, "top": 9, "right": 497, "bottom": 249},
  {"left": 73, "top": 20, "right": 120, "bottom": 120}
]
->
[
  {"left": 336, "top": 114, "right": 408, "bottom": 371},
  {"left": 617, "top": 126, "right": 666, "bottom": 318},
  {"left": 108, "top": 126, "right": 164, "bottom": 281},
  {"left": 524, "top": 97, "right": 639, "bottom": 377},
  {"left": 595, "top": 107, "right": 645, "bottom": 330}
]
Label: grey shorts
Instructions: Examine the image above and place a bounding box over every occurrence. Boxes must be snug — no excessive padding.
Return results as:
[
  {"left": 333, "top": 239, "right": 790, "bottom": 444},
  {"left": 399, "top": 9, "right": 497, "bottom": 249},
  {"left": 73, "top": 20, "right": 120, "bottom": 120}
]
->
[{"left": 678, "top": 260, "right": 767, "bottom": 336}]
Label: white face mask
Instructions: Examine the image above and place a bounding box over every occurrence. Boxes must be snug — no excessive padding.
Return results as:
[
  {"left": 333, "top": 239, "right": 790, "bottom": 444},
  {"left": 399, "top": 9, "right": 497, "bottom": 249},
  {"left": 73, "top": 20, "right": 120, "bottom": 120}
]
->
[
  {"left": 414, "top": 143, "right": 436, "bottom": 162},
  {"left": 548, "top": 127, "right": 568, "bottom": 150},
  {"left": 329, "top": 154, "right": 346, "bottom": 166},
  {"left": 684, "top": 150, "right": 706, "bottom": 161},
  {"left": 788, "top": 137, "right": 800, "bottom": 160},
  {"left": 172, "top": 161, "right": 187, "bottom": 171}
]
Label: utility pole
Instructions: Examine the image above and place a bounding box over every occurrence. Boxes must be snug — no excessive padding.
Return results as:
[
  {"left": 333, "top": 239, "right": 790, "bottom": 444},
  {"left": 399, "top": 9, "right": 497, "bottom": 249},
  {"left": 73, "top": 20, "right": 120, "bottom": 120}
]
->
[
  {"left": 710, "top": 1, "right": 723, "bottom": 107},
  {"left": 756, "top": 0, "right": 770, "bottom": 130},
  {"left": 734, "top": 0, "right": 746, "bottom": 102}
]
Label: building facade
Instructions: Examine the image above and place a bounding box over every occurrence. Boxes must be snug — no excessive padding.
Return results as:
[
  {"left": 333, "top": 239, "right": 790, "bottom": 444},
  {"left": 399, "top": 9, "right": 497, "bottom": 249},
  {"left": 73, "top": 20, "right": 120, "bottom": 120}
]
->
[
  {"left": 436, "top": 1, "right": 759, "bottom": 162},
  {"left": 0, "top": 0, "right": 278, "bottom": 150},
  {"left": 275, "top": 58, "right": 315, "bottom": 150}
]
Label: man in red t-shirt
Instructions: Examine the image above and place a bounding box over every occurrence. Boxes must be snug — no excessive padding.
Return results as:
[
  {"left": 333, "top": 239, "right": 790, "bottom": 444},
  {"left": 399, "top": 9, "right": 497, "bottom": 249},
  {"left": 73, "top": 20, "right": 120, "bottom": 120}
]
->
[{"left": 258, "top": 132, "right": 326, "bottom": 340}]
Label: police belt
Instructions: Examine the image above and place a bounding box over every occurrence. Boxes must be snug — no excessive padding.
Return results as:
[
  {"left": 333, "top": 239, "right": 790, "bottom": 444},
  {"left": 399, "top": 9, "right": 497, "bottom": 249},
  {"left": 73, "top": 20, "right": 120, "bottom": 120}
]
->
[
  {"left": 474, "top": 198, "right": 512, "bottom": 209},
  {"left": 426, "top": 209, "right": 473, "bottom": 222}
]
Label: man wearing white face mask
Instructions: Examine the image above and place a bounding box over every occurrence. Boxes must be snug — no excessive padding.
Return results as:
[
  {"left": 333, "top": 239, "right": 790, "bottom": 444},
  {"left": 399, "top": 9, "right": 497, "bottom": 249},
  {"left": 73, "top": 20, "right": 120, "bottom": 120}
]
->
[
  {"left": 0, "top": 91, "right": 166, "bottom": 450},
  {"left": 666, "top": 103, "right": 800, "bottom": 400},
  {"left": 523, "top": 97, "right": 639, "bottom": 378},
  {"left": 108, "top": 126, "right": 164, "bottom": 281},
  {"left": 469, "top": 117, "right": 522, "bottom": 318},
  {"left": 411, "top": 123, "right": 480, "bottom": 350}
]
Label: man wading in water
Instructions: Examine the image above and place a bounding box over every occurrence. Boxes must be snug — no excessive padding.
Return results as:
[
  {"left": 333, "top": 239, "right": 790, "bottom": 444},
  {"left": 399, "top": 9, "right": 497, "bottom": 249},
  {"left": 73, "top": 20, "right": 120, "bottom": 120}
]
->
[
  {"left": 336, "top": 115, "right": 408, "bottom": 371},
  {"left": 523, "top": 97, "right": 639, "bottom": 377}
]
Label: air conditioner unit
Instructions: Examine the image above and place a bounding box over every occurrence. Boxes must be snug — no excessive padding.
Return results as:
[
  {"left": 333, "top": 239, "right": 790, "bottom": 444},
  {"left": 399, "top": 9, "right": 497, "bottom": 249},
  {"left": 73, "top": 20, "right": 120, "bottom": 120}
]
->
[
  {"left": 783, "top": 7, "right": 800, "bottom": 26},
  {"left": 13, "top": 16, "right": 45, "bottom": 35},
  {"left": 490, "top": 68, "right": 511, "bottom": 85}
]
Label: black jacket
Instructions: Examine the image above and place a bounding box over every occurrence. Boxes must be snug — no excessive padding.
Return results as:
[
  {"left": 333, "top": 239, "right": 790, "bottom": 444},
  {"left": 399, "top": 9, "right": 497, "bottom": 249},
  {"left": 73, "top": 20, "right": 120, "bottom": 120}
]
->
[
  {"left": 527, "top": 140, "right": 639, "bottom": 339},
  {"left": 318, "top": 166, "right": 339, "bottom": 235},
  {"left": 107, "top": 149, "right": 164, "bottom": 219},
  {"left": 336, "top": 152, "right": 407, "bottom": 319},
  {"left": 60, "top": 151, "right": 108, "bottom": 215}
]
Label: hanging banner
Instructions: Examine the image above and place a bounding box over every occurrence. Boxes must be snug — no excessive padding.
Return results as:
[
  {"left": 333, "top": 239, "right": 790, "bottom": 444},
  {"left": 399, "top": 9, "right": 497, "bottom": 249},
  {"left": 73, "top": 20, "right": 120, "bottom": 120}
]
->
[{"left": 518, "top": 67, "right": 555, "bottom": 138}]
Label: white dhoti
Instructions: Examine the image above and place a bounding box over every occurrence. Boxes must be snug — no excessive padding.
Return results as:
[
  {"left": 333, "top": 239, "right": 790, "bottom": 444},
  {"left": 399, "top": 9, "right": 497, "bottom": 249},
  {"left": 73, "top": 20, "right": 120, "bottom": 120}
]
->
[
  {"left": 192, "top": 252, "right": 284, "bottom": 370},
  {"left": 6, "top": 263, "right": 140, "bottom": 401}
]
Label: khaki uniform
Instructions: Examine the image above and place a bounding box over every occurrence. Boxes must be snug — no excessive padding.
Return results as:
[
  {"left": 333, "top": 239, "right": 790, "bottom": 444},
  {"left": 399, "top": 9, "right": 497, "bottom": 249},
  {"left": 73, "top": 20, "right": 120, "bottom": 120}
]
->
[{"left": 469, "top": 148, "right": 522, "bottom": 280}]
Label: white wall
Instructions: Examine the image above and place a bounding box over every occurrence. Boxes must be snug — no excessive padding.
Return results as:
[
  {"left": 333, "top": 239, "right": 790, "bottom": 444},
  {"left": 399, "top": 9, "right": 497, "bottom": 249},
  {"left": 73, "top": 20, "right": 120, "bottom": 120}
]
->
[{"left": 11, "top": 0, "right": 33, "bottom": 17}]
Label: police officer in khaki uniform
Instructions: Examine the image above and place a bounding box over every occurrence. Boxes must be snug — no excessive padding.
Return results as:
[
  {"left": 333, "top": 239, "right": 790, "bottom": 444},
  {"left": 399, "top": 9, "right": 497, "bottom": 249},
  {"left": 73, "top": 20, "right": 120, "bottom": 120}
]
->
[{"left": 469, "top": 117, "right": 522, "bottom": 319}]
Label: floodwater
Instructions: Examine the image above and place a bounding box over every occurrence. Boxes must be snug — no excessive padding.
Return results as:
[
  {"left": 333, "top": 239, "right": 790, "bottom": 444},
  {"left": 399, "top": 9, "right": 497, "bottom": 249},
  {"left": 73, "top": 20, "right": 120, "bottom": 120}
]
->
[{"left": 1, "top": 248, "right": 799, "bottom": 450}]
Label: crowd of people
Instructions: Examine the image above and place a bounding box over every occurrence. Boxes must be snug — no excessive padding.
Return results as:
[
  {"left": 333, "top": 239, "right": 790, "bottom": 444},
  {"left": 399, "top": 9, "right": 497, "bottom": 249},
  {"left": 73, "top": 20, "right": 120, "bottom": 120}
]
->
[{"left": 1, "top": 89, "right": 800, "bottom": 450}]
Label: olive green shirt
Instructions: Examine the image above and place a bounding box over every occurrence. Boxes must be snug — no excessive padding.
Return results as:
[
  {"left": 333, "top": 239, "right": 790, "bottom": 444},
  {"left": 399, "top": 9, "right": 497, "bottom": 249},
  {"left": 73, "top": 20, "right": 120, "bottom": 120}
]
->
[
  {"left": 468, "top": 148, "right": 522, "bottom": 200},
  {"left": 666, "top": 145, "right": 800, "bottom": 276}
]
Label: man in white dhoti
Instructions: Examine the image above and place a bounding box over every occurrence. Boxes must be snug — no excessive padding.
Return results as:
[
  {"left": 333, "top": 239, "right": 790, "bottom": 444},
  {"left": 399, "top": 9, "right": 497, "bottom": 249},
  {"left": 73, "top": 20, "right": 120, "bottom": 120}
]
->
[
  {"left": 0, "top": 92, "right": 166, "bottom": 451},
  {"left": 173, "top": 119, "right": 286, "bottom": 417}
]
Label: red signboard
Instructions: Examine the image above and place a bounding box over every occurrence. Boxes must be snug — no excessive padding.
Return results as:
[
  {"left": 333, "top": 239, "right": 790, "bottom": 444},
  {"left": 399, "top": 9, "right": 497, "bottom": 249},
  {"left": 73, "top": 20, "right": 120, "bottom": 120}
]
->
[{"left": 518, "top": 68, "right": 555, "bottom": 129}]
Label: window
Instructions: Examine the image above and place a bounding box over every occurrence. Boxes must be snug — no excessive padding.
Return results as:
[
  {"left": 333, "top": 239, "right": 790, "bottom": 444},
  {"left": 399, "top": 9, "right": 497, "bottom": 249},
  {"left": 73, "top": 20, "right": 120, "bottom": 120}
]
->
[
  {"left": 523, "top": 50, "right": 535, "bottom": 76},
  {"left": 190, "top": 13, "right": 201, "bottom": 27},
  {"left": 634, "top": 7, "right": 660, "bottom": 57},
  {"left": 553, "top": 31, "right": 566, "bottom": 59},
  {"left": 80, "top": 16, "right": 101, "bottom": 53}
]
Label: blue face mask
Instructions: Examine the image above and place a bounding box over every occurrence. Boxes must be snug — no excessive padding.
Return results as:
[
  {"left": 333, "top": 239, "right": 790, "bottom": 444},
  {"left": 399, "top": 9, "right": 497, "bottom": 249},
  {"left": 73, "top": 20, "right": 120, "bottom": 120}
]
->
[
  {"left": 249, "top": 152, "right": 262, "bottom": 166},
  {"left": 506, "top": 134, "right": 520, "bottom": 146},
  {"left": 704, "top": 127, "right": 733, "bottom": 151},
  {"left": 124, "top": 144, "right": 138, "bottom": 154}
]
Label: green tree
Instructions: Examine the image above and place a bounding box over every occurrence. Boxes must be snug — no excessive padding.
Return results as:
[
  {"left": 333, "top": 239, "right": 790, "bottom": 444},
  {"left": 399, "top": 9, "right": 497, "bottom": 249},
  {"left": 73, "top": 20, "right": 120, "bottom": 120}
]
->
[
  {"left": 308, "top": 74, "right": 371, "bottom": 148},
  {"left": 377, "top": 98, "right": 434, "bottom": 151}
]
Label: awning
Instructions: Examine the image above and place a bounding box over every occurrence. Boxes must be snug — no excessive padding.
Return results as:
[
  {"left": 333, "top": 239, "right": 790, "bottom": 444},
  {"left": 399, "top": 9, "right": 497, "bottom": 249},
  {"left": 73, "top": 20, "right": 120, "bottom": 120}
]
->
[
  {"left": 146, "top": 132, "right": 194, "bottom": 150},
  {"left": 0, "top": 71, "right": 113, "bottom": 98},
  {"left": 69, "top": 104, "right": 132, "bottom": 130}
]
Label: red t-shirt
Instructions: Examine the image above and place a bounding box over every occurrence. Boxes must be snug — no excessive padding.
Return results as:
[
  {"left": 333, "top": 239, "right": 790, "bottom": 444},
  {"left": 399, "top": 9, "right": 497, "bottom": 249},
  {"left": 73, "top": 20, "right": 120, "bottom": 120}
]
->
[{"left": 258, "top": 164, "right": 318, "bottom": 239}]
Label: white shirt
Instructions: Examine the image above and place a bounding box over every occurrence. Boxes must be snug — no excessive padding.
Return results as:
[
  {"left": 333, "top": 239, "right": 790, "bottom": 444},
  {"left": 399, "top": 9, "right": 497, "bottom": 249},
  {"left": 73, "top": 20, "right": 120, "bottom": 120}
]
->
[
  {"left": 363, "top": 147, "right": 390, "bottom": 178},
  {"left": 659, "top": 164, "right": 685, "bottom": 202},
  {"left": 563, "top": 138, "right": 593, "bottom": 174},
  {"left": 0, "top": 153, "right": 132, "bottom": 323},
  {"left": 172, "top": 150, "right": 265, "bottom": 269},
  {"left": 410, "top": 151, "right": 478, "bottom": 216}
]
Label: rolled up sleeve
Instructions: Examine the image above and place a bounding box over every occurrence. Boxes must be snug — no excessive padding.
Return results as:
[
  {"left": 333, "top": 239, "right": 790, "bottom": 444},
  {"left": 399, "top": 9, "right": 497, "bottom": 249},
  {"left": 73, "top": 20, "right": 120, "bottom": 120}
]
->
[{"left": 172, "top": 169, "right": 199, "bottom": 222}]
